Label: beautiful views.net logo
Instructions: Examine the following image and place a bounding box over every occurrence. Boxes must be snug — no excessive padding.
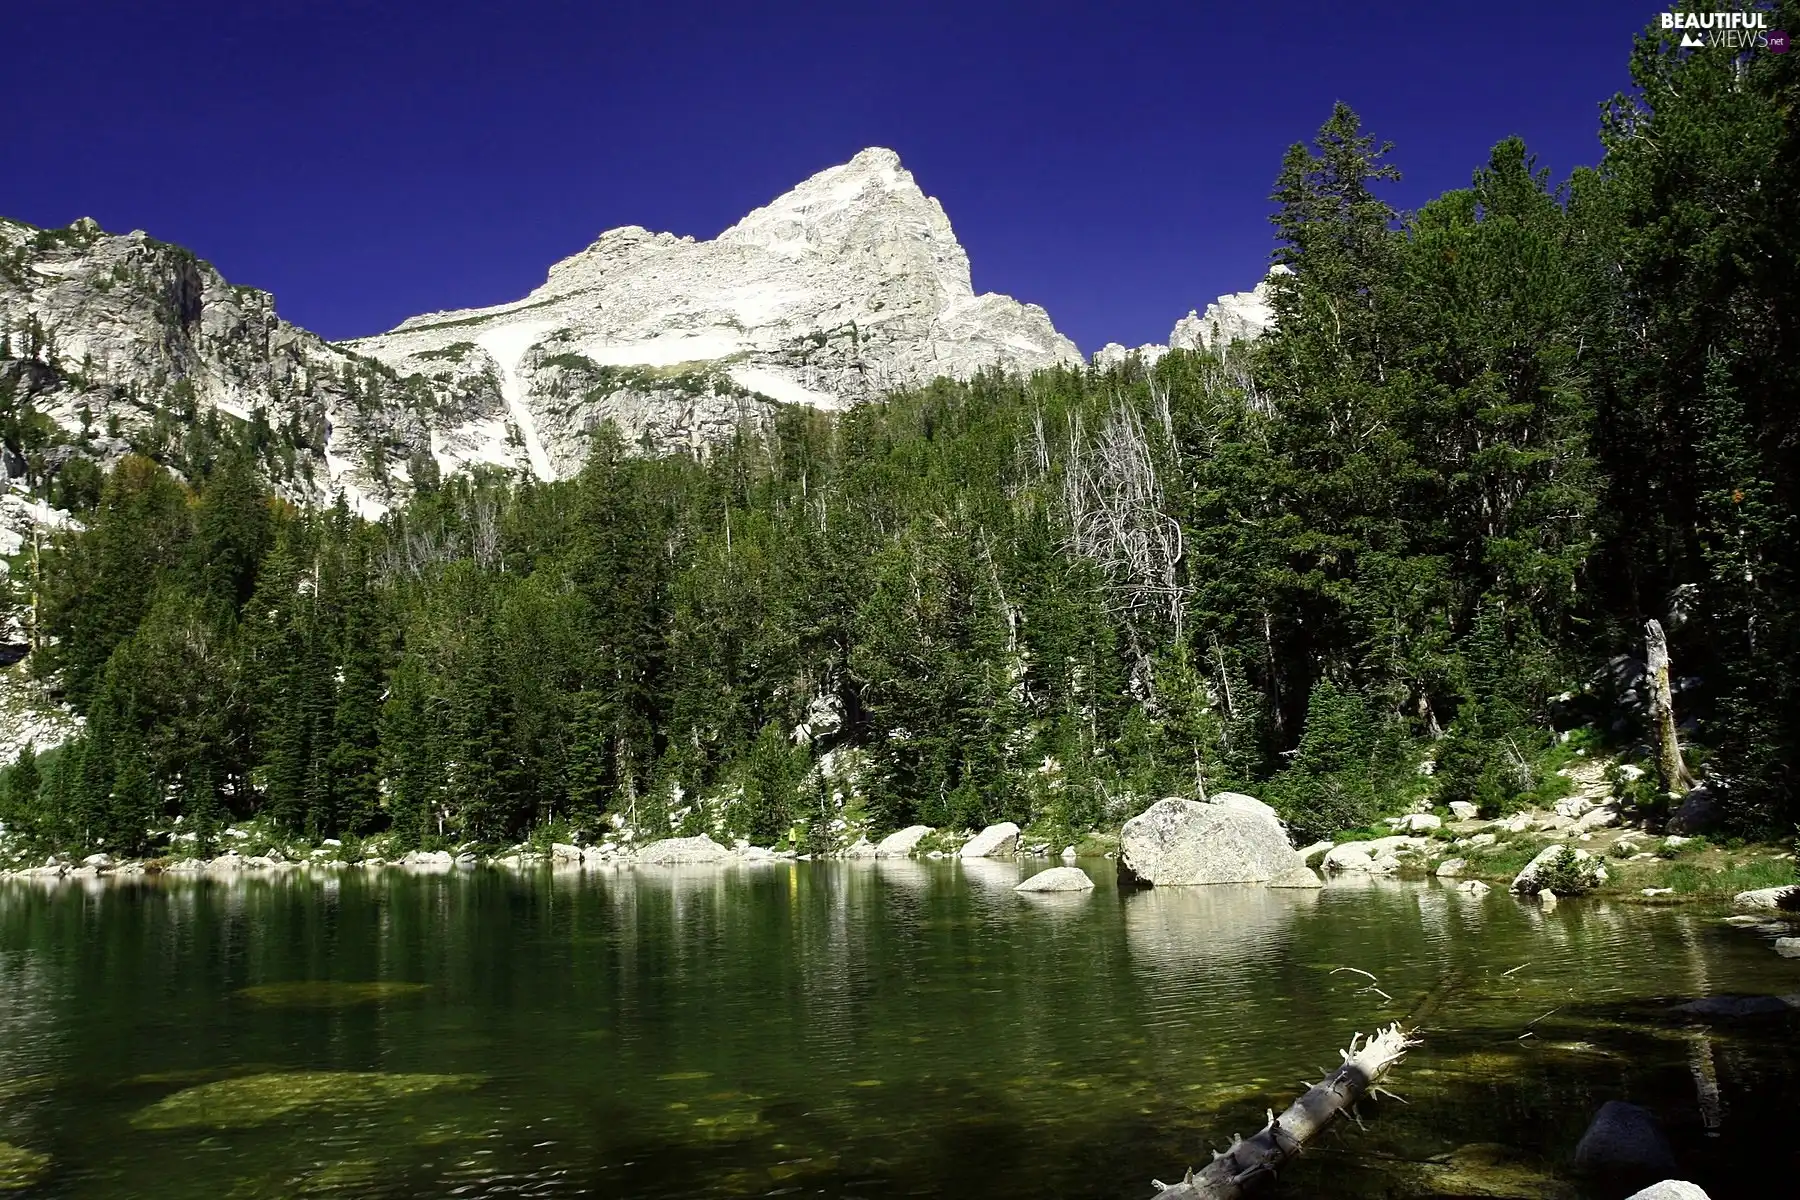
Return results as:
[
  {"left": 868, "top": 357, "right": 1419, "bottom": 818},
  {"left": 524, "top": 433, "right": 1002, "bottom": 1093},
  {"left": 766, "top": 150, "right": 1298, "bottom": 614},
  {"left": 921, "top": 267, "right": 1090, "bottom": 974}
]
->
[{"left": 1660, "top": 10, "right": 1788, "bottom": 52}]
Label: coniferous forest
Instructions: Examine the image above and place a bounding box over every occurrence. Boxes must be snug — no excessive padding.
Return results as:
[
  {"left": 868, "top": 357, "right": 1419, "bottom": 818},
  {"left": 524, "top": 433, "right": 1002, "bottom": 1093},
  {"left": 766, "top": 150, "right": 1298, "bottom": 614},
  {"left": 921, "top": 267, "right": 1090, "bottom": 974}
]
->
[{"left": 2, "top": 24, "right": 1796, "bottom": 859}]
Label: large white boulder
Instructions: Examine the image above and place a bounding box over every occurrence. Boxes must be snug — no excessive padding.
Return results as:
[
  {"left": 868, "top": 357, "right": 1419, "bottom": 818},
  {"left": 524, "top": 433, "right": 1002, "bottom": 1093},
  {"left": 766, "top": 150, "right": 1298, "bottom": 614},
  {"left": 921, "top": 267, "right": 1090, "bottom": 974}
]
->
[
  {"left": 875, "top": 825, "right": 933, "bottom": 858},
  {"left": 636, "top": 834, "right": 731, "bottom": 866},
  {"left": 960, "top": 822, "right": 1021, "bottom": 859},
  {"left": 1118, "top": 796, "right": 1302, "bottom": 885},
  {"left": 1014, "top": 866, "right": 1095, "bottom": 893}
]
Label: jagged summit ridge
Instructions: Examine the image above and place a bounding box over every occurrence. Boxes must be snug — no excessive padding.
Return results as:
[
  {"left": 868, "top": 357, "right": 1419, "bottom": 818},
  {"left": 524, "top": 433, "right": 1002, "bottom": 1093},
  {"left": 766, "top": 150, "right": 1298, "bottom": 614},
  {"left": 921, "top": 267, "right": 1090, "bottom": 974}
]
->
[
  {"left": 1092, "top": 265, "right": 1288, "bottom": 369},
  {"left": 350, "top": 147, "right": 1080, "bottom": 479}
]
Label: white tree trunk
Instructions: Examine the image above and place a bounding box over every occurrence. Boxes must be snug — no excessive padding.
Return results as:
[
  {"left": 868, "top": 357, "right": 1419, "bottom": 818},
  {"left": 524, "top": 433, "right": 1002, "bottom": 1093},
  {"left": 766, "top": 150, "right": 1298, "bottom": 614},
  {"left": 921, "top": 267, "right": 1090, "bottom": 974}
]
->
[
  {"left": 1645, "top": 619, "right": 1695, "bottom": 794},
  {"left": 1147, "top": 1024, "right": 1418, "bottom": 1200}
]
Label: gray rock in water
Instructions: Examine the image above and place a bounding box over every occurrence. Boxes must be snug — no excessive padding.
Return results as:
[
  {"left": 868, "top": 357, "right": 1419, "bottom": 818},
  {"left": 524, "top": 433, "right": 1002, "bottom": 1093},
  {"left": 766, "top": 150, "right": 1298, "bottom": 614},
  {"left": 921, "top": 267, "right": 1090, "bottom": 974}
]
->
[
  {"left": 960, "top": 822, "right": 1021, "bottom": 859},
  {"left": 875, "top": 825, "right": 933, "bottom": 858},
  {"left": 636, "top": 834, "right": 731, "bottom": 866},
  {"left": 1014, "top": 866, "right": 1095, "bottom": 893},
  {"left": 1060, "top": 845, "right": 1078, "bottom": 863},
  {"left": 842, "top": 837, "right": 879, "bottom": 859},
  {"left": 1457, "top": 879, "right": 1492, "bottom": 896},
  {"left": 1625, "top": 1182, "right": 1710, "bottom": 1200},
  {"left": 1119, "top": 796, "right": 1302, "bottom": 885},
  {"left": 1776, "top": 938, "right": 1800, "bottom": 958},
  {"left": 1435, "top": 857, "right": 1468, "bottom": 877},
  {"left": 1267, "top": 865, "right": 1324, "bottom": 889},
  {"left": 1573, "top": 1101, "right": 1677, "bottom": 1179}
]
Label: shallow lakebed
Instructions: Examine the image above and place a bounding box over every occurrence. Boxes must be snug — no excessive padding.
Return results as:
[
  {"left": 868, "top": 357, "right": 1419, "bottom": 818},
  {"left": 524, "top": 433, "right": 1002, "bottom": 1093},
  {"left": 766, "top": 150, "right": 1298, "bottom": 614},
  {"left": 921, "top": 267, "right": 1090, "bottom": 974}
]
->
[{"left": 2, "top": 861, "right": 1797, "bottom": 1198}]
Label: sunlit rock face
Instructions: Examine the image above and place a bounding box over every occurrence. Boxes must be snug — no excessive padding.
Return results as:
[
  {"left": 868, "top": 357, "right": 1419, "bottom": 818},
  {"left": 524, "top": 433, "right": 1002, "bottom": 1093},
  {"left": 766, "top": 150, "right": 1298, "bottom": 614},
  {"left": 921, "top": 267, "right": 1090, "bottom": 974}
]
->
[
  {"left": 1090, "top": 266, "right": 1289, "bottom": 369},
  {"left": 346, "top": 148, "right": 1081, "bottom": 481}
]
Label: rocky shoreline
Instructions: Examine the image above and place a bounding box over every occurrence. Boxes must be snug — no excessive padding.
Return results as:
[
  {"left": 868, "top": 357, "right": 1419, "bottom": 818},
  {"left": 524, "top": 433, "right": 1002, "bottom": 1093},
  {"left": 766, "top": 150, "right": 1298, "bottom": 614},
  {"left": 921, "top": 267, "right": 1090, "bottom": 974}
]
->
[{"left": 0, "top": 819, "right": 1049, "bottom": 884}]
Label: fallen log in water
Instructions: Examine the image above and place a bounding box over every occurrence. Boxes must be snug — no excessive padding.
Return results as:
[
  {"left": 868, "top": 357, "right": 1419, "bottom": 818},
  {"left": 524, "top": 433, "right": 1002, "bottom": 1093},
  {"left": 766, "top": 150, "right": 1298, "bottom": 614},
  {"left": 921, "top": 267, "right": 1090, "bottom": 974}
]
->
[{"left": 1147, "top": 1023, "right": 1419, "bottom": 1200}]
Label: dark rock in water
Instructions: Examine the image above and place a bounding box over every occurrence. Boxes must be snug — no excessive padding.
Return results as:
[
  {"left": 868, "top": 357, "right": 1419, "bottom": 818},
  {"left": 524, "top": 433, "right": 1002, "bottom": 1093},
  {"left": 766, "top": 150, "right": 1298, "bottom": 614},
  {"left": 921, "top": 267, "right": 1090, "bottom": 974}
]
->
[
  {"left": 1673, "top": 994, "right": 1800, "bottom": 1018},
  {"left": 1573, "top": 1101, "right": 1677, "bottom": 1180}
]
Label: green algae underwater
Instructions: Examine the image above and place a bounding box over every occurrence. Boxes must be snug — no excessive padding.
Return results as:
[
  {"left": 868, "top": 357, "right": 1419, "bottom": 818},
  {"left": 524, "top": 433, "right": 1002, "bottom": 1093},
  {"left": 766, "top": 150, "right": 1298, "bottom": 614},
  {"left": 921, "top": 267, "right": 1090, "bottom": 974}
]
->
[{"left": 1, "top": 862, "right": 1798, "bottom": 1198}]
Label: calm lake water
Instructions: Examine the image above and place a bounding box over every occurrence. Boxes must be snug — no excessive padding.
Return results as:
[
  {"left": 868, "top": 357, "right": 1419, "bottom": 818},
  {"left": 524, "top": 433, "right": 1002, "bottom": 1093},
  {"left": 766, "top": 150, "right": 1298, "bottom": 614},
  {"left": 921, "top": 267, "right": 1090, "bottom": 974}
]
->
[{"left": 2, "top": 861, "right": 1798, "bottom": 1199}]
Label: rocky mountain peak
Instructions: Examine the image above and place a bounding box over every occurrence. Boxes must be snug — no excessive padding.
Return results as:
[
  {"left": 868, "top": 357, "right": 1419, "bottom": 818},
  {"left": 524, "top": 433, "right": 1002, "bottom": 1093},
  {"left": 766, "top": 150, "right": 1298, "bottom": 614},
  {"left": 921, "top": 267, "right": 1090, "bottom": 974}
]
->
[{"left": 348, "top": 148, "right": 1077, "bottom": 481}]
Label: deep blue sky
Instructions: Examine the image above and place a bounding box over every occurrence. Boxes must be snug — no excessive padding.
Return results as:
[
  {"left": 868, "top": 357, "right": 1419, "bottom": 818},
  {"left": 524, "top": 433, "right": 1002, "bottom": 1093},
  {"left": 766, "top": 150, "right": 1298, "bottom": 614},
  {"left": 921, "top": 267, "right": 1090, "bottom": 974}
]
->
[{"left": 11, "top": 1, "right": 1654, "bottom": 353}]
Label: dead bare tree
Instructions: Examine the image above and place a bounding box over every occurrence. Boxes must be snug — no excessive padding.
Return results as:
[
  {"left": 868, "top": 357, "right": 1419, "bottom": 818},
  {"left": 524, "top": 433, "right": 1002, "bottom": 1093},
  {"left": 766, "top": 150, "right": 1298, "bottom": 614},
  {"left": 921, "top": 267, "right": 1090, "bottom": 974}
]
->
[
  {"left": 467, "top": 492, "right": 502, "bottom": 571},
  {"left": 1061, "top": 397, "right": 1189, "bottom": 644},
  {"left": 1146, "top": 1024, "right": 1418, "bottom": 1200}
]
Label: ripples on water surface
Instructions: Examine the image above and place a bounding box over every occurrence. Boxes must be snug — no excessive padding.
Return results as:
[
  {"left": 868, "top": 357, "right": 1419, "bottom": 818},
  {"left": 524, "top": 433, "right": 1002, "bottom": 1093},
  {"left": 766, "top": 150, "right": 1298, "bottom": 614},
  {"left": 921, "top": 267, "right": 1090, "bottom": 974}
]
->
[{"left": 2, "top": 861, "right": 1798, "bottom": 1198}]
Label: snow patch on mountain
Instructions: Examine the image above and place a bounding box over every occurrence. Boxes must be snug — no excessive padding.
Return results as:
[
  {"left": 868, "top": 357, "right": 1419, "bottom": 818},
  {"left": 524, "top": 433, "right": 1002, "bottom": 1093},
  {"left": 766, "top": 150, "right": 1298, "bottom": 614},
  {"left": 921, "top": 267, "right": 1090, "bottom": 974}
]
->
[{"left": 475, "top": 322, "right": 556, "bottom": 481}]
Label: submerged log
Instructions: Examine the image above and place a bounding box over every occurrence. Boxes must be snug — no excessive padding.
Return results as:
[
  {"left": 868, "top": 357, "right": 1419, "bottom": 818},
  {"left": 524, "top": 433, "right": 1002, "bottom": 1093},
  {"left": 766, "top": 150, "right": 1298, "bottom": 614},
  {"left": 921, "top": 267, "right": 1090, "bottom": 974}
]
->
[{"left": 1147, "top": 1023, "right": 1418, "bottom": 1200}]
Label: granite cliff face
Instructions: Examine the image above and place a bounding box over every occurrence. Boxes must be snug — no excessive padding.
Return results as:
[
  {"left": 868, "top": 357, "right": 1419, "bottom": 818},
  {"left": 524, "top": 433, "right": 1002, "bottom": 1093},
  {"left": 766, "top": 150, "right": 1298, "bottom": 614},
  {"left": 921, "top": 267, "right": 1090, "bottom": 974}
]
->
[
  {"left": 0, "top": 216, "right": 503, "bottom": 518},
  {"left": 1091, "top": 265, "right": 1288, "bottom": 370},
  {"left": 345, "top": 147, "right": 1081, "bottom": 480}
]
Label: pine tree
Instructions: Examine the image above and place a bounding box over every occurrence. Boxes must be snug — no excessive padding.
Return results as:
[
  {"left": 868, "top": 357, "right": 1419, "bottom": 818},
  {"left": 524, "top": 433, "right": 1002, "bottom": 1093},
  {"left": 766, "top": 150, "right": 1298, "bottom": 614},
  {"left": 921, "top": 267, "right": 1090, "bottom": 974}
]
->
[{"left": 3, "top": 742, "right": 41, "bottom": 836}]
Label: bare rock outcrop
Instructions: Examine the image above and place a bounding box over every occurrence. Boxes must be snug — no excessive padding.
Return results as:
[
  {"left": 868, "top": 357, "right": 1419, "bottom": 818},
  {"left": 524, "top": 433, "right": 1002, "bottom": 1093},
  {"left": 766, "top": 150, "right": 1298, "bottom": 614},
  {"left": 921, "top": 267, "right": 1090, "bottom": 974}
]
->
[{"left": 1118, "top": 794, "right": 1304, "bottom": 886}]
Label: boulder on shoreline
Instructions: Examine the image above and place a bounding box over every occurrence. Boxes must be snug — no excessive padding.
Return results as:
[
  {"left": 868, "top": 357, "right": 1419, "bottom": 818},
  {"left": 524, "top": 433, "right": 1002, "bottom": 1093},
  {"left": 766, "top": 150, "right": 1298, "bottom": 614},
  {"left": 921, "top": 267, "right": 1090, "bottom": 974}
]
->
[
  {"left": 960, "top": 822, "right": 1021, "bottom": 859},
  {"left": 636, "top": 835, "right": 731, "bottom": 866},
  {"left": 875, "top": 825, "right": 933, "bottom": 858},
  {"left": 1512, "top": 845, "right": 1607, "bottom": 895},
  {"left": 1323, "top": 843, "right": 1399, "bottom": 874},
  {"left": 1118, "top": 795, "right": 1303, "bottom": 885},
  {"left": 1734, "top": 885, "right": 1799, "bottom": 910}
]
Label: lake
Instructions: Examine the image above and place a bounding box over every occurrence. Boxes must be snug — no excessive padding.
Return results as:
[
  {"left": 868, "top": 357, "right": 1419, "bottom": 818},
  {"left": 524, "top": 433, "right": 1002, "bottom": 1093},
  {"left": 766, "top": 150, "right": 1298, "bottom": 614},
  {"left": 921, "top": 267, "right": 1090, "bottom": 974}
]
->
[{"left": 2, "top": 861, "right": 1797, "bottom": 1198}]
